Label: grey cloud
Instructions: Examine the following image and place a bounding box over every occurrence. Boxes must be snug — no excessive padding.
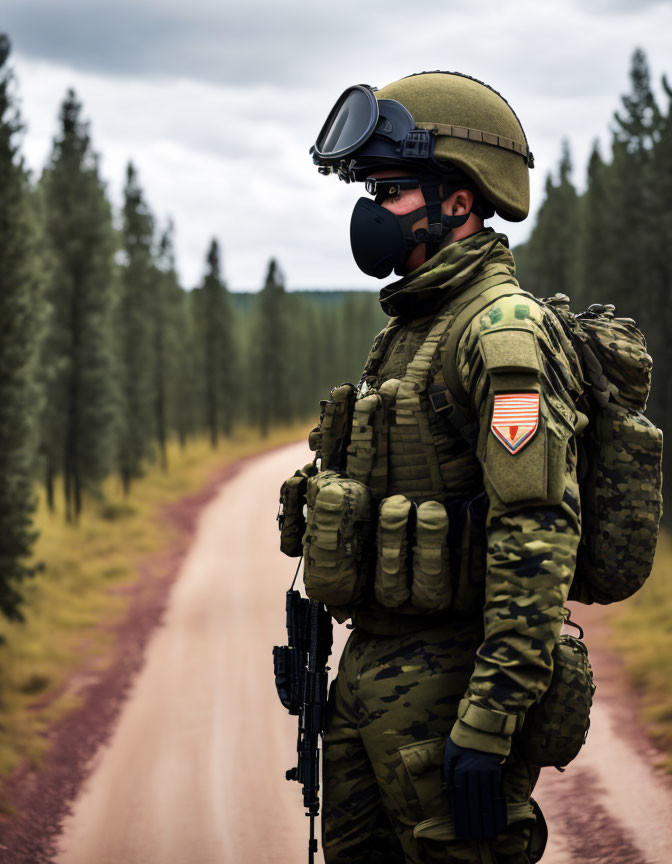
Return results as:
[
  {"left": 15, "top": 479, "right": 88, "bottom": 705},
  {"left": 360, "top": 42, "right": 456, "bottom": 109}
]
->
[
  {"left": 6, "top": 0, "right": 672, "bottom": 290},
  {"left": 584, "top": 0, "right": 671, "bottom": 13},
  {"left": 3, "top": 0, "right": 402, "bottom": 87},
  {"left": 10, "top": 0, "right": 652, "bottom": 93}
]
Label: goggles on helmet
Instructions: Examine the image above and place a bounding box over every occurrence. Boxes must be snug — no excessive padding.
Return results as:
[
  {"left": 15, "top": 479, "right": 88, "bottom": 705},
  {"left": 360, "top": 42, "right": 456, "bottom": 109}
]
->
[
  {"left": 311, "top": 84, "right": 439, "bottom": 183},
  {"left": 310, "top": 83, "right": 534, "bottom": 183}
]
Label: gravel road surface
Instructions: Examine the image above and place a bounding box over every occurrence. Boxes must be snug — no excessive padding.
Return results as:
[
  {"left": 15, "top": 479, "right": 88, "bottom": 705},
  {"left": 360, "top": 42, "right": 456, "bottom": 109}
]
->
[{"left": 54, "top": 441, "right": 672, "bottom": 864}]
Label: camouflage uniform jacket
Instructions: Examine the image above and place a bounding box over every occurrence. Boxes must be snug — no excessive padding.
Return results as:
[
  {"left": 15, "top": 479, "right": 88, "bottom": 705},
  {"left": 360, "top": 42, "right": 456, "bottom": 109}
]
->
[{"left": 367, "top": 228, "right": 584, "bottom": 758}]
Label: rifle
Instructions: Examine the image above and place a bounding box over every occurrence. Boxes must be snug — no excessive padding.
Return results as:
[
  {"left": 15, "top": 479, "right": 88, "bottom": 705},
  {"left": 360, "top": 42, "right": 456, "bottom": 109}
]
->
[{"left": 273, "top": 561, "right": 333, "bottom": 864}]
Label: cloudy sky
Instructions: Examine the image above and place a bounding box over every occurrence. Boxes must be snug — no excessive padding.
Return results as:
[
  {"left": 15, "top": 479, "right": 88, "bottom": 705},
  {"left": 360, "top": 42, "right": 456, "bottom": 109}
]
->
[{"left": 4, "top": 0, "right": 672, "bottom": 290}]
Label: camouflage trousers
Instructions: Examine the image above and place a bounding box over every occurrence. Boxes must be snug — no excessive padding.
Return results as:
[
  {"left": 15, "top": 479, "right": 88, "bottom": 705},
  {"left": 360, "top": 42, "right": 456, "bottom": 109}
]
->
[{"left": 322, "top": 622, "right": 542, "bottom": 864}]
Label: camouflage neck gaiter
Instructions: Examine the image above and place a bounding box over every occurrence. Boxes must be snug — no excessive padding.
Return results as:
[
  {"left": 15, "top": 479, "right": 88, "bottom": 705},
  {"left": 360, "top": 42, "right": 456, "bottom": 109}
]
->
[{"left": 379, "top": 228, "right": 514, "bottom": 319}]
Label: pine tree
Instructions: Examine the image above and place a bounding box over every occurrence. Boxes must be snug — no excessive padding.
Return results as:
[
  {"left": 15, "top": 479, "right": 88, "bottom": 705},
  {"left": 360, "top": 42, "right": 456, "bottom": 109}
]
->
[
  {"left": 41, "top": 89, "right": 117, "bottom": 522},
  {"left": 651, "top": 75, "right": 672, "bottom": 515},
  {"left": 192, "top": 239, "right": 236, "bottom": 446},
  {"left": 580, "top": 141, "right": 621, "bottom": 308},
  {"left": 609, "top": 48, "right": 663, "bottom": 320},
  {"left": 253, "top": 259, "right": 290, "bottom": 435},
  {"left": 613, "top": 48, "right": 663, "bottom": 155},
  {"left": 117, "top": 162, "right": 156, "bottom": 491},
  {"left": 172, "top": 285, "right": 200, "bottom": 447},
  {"left": 0, "top": 34, "right": 42, "bottom": 622},
  {"left": 153, "top": 226, "right": 173, "bottom": 469},
  {"left": 515, "top": 141, "right": 580, "bottom": 301}
]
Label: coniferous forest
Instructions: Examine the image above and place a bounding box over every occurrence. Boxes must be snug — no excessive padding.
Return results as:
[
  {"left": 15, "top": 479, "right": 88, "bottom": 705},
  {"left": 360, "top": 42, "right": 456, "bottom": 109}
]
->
[
  {"left": 0, "top": 34, "right": 386, "bottom": 626},
  {"left": 514, "top": 48, "right": 672, "bottom": 513},
  {"left": 1, "top": 37, "right": 671, "bottom": 628}
]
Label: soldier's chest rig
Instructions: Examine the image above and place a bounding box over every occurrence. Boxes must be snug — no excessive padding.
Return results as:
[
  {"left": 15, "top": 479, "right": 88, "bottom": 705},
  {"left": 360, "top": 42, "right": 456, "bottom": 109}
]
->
[
  {"left": 298, "top": 277, "right": 525, "bottom": 632},
  {"left": 351, "top": 308, "right": 481, "bottom": 505}
]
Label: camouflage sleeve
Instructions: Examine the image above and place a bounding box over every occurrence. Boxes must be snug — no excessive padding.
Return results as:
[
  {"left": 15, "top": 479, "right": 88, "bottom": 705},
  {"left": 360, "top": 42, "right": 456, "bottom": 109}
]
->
[{"left": 445, "top": 293, "right": 583, "bottom": 757}]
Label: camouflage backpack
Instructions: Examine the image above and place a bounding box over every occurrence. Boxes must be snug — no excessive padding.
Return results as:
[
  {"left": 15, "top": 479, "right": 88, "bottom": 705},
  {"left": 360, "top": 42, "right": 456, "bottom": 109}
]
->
[
  {"left": 443, "top": 288, "right": 663, "bottom": 606},
  {"left": 540, "top": 294, "right": 663, "bottom": 606}
]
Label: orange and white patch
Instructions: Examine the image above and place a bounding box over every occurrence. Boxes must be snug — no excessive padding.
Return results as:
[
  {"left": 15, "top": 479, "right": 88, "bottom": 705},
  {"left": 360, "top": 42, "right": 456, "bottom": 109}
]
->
[{"left": 491, "top": 393, "right": 540, "bottom": 454}]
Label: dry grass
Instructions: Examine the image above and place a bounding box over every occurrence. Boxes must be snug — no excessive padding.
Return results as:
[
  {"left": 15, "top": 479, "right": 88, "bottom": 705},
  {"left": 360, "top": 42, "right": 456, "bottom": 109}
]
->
[
  {"left": 610, "top": 530, "right": 672, "bottom": 770},
  {"left": 0, "top": 424, "right": 308, "bottom": 785}
]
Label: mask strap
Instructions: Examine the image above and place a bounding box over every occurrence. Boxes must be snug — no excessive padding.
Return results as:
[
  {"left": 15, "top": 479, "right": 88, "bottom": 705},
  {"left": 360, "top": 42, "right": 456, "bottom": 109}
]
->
[
  {"left": 382, "top": 179, "right": 472, "bottom": 273},
  {"left": 394, "top": 205, "right": 430, "bottom": 250},
  {"left": 419, "top": 178, "right": 445, "bottom": 258}
]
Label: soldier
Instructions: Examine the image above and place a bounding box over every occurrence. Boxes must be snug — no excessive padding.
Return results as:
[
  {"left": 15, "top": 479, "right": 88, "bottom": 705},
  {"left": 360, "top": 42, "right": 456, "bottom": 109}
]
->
[{"left": 298, "top": 72, "right": 585, "bottom": 864}]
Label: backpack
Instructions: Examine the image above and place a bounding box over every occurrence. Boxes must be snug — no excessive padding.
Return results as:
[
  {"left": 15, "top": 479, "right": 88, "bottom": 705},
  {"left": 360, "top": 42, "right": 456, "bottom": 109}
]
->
[
  {"left": 442, "top": 289, "right": 663, "bottom": 606},
  {"left": 542, "top": 294, "right": 663, "bottom": 605}
]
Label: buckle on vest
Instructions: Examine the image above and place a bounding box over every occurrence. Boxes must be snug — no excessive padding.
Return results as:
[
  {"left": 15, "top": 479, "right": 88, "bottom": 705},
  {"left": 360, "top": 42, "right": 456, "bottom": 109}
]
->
[
  {"left": 428, "top": 389, "right": 451, "bottom": 413},
  {"left": 428, "top": 386, "right": 479, "bottom": 448}
]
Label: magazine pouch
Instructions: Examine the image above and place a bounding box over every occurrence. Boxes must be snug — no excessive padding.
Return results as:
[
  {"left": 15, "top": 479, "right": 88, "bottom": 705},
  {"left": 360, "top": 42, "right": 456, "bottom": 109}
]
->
[
  {"left": 303, "top": 470, "right": 373, "bottom": 606},
  {"left": 411, "top": 500, "right": 452, "bottom": 611},
  {"left": 375, "top": 495, "right": 412, "bottom": 608}
]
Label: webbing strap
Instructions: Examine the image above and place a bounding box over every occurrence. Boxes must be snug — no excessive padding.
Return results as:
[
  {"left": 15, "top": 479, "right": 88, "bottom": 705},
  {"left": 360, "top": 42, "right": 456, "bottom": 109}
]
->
[
  {"left": 441, "top": 281, "right": 533, "bottom": 409},
  {"left": 393, "top": 306, "right": 457, "bottom": 494},
  {"left": 457, "top": 698, "right": 518, "bottom": 736},
  {"left": 416, "top": 121, "right": 533, "bottom": 166},
  {"left": 359, "top": 318, "right": 401, "bottom": 383},
  {"left": 398, "top": 307, "right": 455, "bottom": 394}
]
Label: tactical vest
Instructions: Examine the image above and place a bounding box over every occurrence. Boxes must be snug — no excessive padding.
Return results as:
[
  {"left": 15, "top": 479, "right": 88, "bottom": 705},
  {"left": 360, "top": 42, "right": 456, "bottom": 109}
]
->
[
  {"left": 279, "top": 272, "right": 662, "bottom": 634},
  {"left": 294, "top": 265, "right": 527, "bottom": 634}
]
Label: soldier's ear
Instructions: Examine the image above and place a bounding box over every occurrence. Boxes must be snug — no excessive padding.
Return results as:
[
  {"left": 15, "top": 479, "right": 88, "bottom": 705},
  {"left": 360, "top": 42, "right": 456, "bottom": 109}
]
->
[{"left": 443, "top": 189, "right": 474, "bottom": 217}]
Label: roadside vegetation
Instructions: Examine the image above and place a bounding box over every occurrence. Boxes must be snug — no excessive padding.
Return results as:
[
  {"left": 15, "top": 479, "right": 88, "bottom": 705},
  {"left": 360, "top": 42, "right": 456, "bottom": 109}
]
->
[
  {"left": 610, "top": 533, "right": 672, "bottom": 771},
  {"left": 0, "top": 425, "right": 306, "bottom": 790}
]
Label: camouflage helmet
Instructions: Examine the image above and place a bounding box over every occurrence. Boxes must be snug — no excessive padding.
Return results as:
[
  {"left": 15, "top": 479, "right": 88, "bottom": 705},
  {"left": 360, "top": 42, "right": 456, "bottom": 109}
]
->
[{"left": 375, "top": 72, "right": 533, "bottom": 222}]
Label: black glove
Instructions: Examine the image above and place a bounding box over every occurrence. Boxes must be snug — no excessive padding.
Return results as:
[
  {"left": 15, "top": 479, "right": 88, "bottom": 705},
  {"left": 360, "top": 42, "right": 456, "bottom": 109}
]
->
[{"left": 443, "top": 738, "right": 507, "bottom": 840}]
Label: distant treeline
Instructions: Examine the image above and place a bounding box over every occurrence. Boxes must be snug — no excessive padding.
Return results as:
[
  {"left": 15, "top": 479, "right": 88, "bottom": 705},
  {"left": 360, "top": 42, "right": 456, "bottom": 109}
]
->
[
  {"left": 514, "top": 48, "right": 672, "bottom": 514},
  {"left": 0, "top": 34, "right": 385, "bottom": 625}
]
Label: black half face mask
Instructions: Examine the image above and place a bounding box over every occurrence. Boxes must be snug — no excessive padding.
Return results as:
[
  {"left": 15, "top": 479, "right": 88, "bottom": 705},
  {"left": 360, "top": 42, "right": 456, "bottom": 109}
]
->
[{"left": 349, "top": 177, "right": 470, "bottom": 279}]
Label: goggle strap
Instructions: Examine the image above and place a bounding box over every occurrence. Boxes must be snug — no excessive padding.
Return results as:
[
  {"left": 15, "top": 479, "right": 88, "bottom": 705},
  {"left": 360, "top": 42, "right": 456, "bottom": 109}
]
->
[{"left": 415, "top": 121, "right": 534, "bottom": 167}]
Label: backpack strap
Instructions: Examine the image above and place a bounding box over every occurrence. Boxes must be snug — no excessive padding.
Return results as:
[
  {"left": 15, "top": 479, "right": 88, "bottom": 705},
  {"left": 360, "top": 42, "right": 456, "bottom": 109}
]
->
[
  {"left": 425, "top": 280, "right": 534, "bottom": 449},
  {"left": 441, "top": 281, "right": 533, "bottom": 410},
  {"left": 358, "top": 317, "right": 401, "bottom": 387}
]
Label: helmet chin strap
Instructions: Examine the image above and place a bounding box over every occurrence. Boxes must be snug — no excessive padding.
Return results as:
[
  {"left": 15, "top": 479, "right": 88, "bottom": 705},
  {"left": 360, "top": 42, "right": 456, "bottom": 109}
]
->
[
  {"left": 418, "top": 176, "right": 470, "bottom": 258},
  {"left": 394, "top": 176, "right": 471, "bottom": 263}
]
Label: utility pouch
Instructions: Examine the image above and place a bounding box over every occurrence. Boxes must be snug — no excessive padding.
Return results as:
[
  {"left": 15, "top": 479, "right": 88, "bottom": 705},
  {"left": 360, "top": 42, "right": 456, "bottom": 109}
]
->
[
  {"left": 375, "top": 495, "right": 412, "bottom": 608},
  {"left": 308, "top": 425, "right": 321, "bottom": 453},
  {"left": 521, "top": 623, "right": 595, "bottom": 770},
  {"left": 303, "top": 471, "right": 373, "bottom": 606},
  {"left": 318, "top": 383, "right": 356, "bottom": 471},
  {"left": 411, "top": 500, "right": 451, "bottom": 611},
  {"left": 347, "top": 378, "right": 400, "bottom": 496},
  {"left": 347, "top": 392, "right": 383, "bottom": 486},
  {"left": 570, "top": 404, "right": 663, "bottom": 604},
  {"left": 278, "top": 463, "right": 316, "bottom": 557}
]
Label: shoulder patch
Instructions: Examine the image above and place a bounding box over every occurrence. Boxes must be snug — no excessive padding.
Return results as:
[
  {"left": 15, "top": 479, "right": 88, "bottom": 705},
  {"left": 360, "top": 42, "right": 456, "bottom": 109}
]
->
[
  {"left": 479, "top": 326, "right": 542, "bottom": 375},
  {"left": 491, "top": 393, "right": 540, "bottom": 454}
]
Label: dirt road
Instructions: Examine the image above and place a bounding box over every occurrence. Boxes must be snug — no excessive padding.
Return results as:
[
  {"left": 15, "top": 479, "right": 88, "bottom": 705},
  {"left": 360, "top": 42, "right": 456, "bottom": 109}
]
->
[{"left": 55, "top": 441, "right": 672, "bottom": 864}]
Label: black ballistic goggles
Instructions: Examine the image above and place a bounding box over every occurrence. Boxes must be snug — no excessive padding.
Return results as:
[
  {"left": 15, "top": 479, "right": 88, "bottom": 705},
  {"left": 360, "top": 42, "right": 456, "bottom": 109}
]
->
[{"left": 310, "top": 84, "right": 438, "bottom": 183}]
